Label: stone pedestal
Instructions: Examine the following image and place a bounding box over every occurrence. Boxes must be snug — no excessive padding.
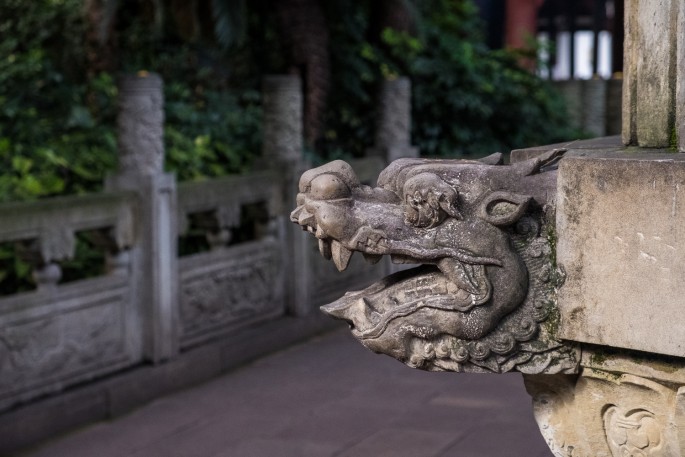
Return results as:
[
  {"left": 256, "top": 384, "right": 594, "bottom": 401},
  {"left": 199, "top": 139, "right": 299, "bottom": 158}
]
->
[
  {"left": 525, "top": 137, "right": 685, "bottom": 456},
  {"left": 525, "top": 350, "right": 685, "bottom": 457}
]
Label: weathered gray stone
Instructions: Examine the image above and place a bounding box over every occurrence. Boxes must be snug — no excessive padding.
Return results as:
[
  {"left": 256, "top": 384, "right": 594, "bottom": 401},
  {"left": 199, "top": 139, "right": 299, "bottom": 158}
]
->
[
  {"left": 292, "top": 151, "right": 578, "bottom": 374},
  {"left": 557, "top": 152, "right": 685, "bottom": 358},
  {"left": 623, "top": 0, "right": 682, "bottom": 148},
  {"left": 581, "top": 79, "right": 607, "bottom": 137},
  {"left": 555, "top": 80, "right": 583, "bottom": 132},
  {"left": 525, "top": 350, "right": 685, "bottom": 457},
  {"left": 262, "top": 75, "right": 303, "bottom": 164},
  {"left": 678, "top": 0, "right": 685, "bottom": 152},
  {"left": 110, "top": 72, "right": 179, "bottom": 363},
  {"left": 117, "top": 73, "right": 165, "bottom": 175}
]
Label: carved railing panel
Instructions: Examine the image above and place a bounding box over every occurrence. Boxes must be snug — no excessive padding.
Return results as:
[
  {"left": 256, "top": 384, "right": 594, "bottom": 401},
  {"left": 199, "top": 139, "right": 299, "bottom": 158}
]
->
[
  {"left": 0, "top": 276, "right": 135, "bottom": 411},
  {"left": 0, "top": 193, "right": 140, "bottom": 411},
  {"left": 177, "top": 171, "right": 286, "bottom": 349},
  {"left": 178, "top": 240, "right": 283, "bottom": 348}
]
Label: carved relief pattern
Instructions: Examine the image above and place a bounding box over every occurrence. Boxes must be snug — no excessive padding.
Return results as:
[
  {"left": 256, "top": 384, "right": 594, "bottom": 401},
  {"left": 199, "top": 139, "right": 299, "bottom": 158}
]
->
[
  {"left": 524, "top": 369, "right": 679, "bottom": 457},
  {"left": 0, "top": 296, "right": 127, "bottom": 405},
  {"left": 180, "top": 246, "right": 283, "bottom": 344},
  {"left": 604, "top": 407, "right": 662, "bottom": 457},
  {"left": 399, "top": 212, "right": 574, "bottom": 373},
  {"left": 292, "top": 150, "right": 578, "bottom": 374},
  {"left": 117, "top": 75, "right": 164, "bottom": 175}
]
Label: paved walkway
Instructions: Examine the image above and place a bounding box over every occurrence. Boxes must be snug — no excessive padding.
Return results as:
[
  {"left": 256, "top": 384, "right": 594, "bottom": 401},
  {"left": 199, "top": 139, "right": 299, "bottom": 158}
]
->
[{"left": 21, "top": 328, "right": 553, "bottom": 457}]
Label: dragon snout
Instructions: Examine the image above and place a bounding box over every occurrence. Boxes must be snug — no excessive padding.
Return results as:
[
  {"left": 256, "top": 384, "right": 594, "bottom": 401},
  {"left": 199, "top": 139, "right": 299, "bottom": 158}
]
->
[{"left": 290, "top": 205, "right": 316, "bottom": 228}]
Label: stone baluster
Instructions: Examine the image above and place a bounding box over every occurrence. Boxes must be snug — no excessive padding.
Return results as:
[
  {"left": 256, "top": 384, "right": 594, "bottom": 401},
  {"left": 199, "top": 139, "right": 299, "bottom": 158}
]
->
[
  {"left": 105, "top": 250, "right": 131, "bottom": 276},
  {"left": 32, "top": 263, "right": 62, "bottom": 293},
  {"left": 106, "top": 72, "right": 178, "bottom": 363}
]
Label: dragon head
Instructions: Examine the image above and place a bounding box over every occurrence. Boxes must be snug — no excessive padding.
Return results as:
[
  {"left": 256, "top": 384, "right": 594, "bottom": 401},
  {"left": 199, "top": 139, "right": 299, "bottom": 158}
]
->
[{"left": 291, "top": 150, "right": 564, "bottom": 369}]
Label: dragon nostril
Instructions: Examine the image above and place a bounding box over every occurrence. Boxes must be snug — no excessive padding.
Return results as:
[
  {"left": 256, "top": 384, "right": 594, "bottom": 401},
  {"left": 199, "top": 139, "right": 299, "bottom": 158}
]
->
[
  {"left": 290, "top": 206, "right": 302, "bottom": 223},
  {"left": 298, "top": 210, "right": 315, "bottom": 227}
]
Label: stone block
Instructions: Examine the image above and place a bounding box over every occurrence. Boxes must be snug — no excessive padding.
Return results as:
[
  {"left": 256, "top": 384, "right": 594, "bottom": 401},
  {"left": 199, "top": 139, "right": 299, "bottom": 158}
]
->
[{"left": 557, "top": 151, "right": 685, "bottom": 357}]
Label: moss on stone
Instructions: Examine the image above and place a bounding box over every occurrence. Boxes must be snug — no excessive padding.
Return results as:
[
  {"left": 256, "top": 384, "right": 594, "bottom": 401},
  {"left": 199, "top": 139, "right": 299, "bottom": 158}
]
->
[
  {"left": 545, "top": 223, "right": 557, "bottom": 269},
  {"left": 592, "top": 368, "right": 621, "bottom": 382},
  {"left": 589, "top": 351, "right": 608, "bottom": 366},
  {"left": 670, "top": 125, "right": 679, "bottom": 151},
  {"left": 543, "top": 304, "right": 561, "bottom": 339}
]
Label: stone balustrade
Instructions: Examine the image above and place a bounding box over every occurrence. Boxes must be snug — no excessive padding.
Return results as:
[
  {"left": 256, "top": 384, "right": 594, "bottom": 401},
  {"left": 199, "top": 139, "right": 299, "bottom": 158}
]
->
[{"left": 0, "top": 71, "right": 416, "bottom": 454}]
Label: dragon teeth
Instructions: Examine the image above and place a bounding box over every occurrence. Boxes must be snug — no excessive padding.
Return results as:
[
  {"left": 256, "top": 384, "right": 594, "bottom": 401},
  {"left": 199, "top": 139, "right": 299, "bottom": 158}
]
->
[
  {"left": 331, "top": 240, "right": 353, "bottom": 271},
  {"left": 318, "top": 238, "right": 332, "bottom": 260},
  {"left": 362, "top": 252, "right": 382, "bottom": 264}
]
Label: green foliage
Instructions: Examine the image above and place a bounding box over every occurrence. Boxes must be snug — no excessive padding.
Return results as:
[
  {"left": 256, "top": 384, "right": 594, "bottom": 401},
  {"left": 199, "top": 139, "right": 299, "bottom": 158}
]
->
[
  {"left": 164, "top": 82, "right": 262, "bottom": 180},
  {"left": 1, "top": 0, "right": 575, "bottom": 199},
  {"left": 317, "top": 2, "right": 378, "bottom": 160},
  {"left": 0, "top": 0, "right": 117, "bottom": 201},
  {"left": 0, "top": 0, "right": 264, "bottom": 202},
  {"left": 407, "top": 0, "right": 575, "bottom": 156},
  {"left": 319, "top": 0, "right": 576, "bottom": 160}
]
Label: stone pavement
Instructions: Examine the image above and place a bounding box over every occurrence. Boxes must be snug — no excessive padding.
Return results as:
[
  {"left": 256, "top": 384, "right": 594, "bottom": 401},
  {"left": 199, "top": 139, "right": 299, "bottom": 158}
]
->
[{"left": 20, "top": 327, "right": 553, "bottom": 457}]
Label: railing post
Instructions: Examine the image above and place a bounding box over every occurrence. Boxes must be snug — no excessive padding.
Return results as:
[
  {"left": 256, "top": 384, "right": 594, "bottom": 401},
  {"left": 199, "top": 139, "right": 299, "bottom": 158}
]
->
[
  {"left": 581, "top": 79, "right": 607, "bottom": 137},
  {"left": 368, "top": 77, "right": 418, "bottom": 162},
  {"left": 606, "top": 77, "right": 623, "bottom": 136},
  {"left": 106, "top": 72, "right": 178, "bottom": 363},
  {"left": 623, "top": 0, "right": 685, "bottom": 150},
  {"left": 262, "top": 75, "right": 310, "bottom": 316}
]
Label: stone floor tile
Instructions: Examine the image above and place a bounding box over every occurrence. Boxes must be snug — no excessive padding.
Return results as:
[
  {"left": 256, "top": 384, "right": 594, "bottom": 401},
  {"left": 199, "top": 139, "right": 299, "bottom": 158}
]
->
[
  {"left": 335, "top": 429, "right": 460, "bottom": 457},
  {"left": 21, "top": 329, "right": 552, "bottom": 457}
]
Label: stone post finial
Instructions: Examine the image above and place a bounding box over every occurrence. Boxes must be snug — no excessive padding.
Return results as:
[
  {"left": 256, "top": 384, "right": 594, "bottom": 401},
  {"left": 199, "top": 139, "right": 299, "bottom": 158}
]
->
[
  {"left": 117, "top": 72, "right": 165, "bottom": 175},
  {"left": 262, "top": 75, "right": 303, "bottom": 165}
]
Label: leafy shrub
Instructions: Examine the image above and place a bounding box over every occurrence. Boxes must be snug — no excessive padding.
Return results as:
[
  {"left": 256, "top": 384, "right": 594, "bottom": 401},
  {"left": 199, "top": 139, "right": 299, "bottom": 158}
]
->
[
  {"left": 0, "top": 0, "right": 263, "bottom": 202},
  {"left": 319, "top": 0, "right": 576, "bottom": 160}
]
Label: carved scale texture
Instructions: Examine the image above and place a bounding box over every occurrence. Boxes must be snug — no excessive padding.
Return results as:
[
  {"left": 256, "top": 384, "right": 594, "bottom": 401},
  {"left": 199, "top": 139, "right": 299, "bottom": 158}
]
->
[{"left": 405, "top": 206, "right": 579, "bottom": 374}]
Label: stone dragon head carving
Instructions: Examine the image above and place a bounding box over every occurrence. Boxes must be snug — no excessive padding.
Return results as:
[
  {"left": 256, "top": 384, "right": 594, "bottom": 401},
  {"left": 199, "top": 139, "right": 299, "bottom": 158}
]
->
[{"left": 291, "top": 149, "right": 577, "bottom": 373}]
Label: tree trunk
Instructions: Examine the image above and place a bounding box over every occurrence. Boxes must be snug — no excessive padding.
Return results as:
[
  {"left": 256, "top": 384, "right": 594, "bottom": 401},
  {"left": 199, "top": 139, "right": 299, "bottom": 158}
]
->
[{"left": 83, "top": 0, "right": 119, "bottom": 78}]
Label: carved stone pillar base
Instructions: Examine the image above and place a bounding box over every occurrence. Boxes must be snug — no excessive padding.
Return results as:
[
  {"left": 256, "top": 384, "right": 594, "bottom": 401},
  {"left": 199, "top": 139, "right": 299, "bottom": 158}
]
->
[{"left": 524, "top": 350, "right": 685, "bottom": 457}]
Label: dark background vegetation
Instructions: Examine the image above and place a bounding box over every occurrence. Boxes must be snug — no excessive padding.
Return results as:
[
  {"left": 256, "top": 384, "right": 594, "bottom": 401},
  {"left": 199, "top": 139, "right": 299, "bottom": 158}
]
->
[{"left": 0, "top": 0, "right": 575, "bottom": 203}]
